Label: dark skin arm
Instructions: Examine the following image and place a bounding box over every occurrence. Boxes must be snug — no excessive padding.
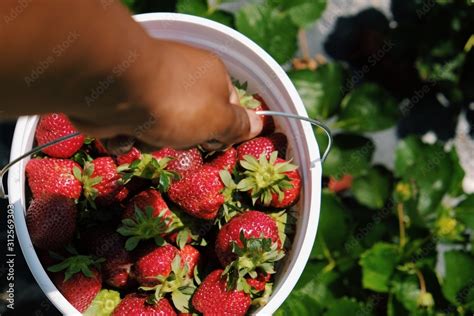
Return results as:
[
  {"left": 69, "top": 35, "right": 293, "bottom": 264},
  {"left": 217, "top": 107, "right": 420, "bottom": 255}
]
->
[{"left": 0, "top": 0, "right": 262, "bottom": 151}]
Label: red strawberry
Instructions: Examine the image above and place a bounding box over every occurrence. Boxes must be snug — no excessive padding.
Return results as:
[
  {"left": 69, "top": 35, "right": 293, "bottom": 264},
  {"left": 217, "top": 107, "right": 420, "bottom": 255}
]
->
[
  {"left": 112, "top": 294, "right": 176, "bottom": 316},
  {"left": 270, "top": 159, "right": 301, "bottom": 208},
  {"left": 328, "top": 174, "right": 353, "bottom": 192},
  {"left": 26, "top": 195, "right": 76, "bottom": 250},
  {"left": 152, "top": 148, "right": 203, "bottom": 176},
  {"left": 81, "top": 227, "right": 133, "bottom": 289},
  {"left": 192, "top": 269, "right": 251, "bottom": 316},
  {"left": 168, "top": 165, "right": 225, "bottom": 220},
  {"left": 215, "top": 211, "right": 281, "bottom": 267},
  {"left": 236, "top": 88, "right": 275, "bottom": 135},
  {"left": 246, "top": 273, "right": 271, "bottom": 292},
  {"left": 179, "top": 245, "right": 200, "bottom": 277},
  {"left": 123, "top": 189, "right": 171, "bottom": 220},
  {"left": 208, "top": 147, "right": 237, "bottom": 172},
  {"left": 236, "top": 133, "right": 287, "bottom": 161},
  {"left": 82, "top": 157, "right": 128, "bottom": 206},
  {"left": 237, "top": 153, "right": 301, "bottom": 208},
  {"left": 118, "top": 189, "right": 176, "bottom": 251},
  {"left": 93, "top": 139, "right": 108, "bottom": 155},
  {"left": 133, "top": 244, "right": 178, "bottom": 286},
  {"left": 52, "top": 268, "right": 102, "bottom": 313},
  {"left": 35, "top": 113, "right": 84, "bottom": 158},
  {"left": 116, "top": 147, "right": 141, "bottom": 165},
  {"left": 26, "top": 158, "right": 82, "bottom": 199}
]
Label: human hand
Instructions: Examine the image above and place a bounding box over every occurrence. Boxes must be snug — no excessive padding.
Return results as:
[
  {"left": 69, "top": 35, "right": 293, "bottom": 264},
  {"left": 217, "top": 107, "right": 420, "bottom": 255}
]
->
[{"left": 70, "top": 39, "right": 263, "bottom": 153}]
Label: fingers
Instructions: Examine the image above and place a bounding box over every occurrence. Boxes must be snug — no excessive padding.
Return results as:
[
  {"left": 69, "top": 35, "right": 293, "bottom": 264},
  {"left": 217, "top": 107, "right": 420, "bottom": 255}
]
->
[
  {"left": 213, "top": 103, "right": 263, "bottom": 147},
  {"left": 227, "top": 75, "right": 240, "bottom": 105},
  {"left": 101, "top": 135, "right": 135, "bottom": 155}
]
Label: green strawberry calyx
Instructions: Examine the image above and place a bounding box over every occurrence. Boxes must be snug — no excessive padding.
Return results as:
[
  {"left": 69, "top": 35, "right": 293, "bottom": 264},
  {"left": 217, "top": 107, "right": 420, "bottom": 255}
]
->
[
  {"left": 235, "top": 86, "right": 261, "bottom": 110},
  {"left": 141, "top": 255, "right": 196, "bottom": 313},
  {"left": 237, "top": 152, "right": 298, "bottom": 206},
  {"left": 76, "top": 163, "right": 102, "bottom": 207},
  {"left": 117, "top": 206, "right": 178, "bottom": 251},
  {"left": 223, "top": 231, "right": 285, "bottom": 294},
  {"left": 118, "top": 154, "right": 179, "bottom": 192},
  {"left": 217, "top": 170, "right": 246, "bottom": 226},
  {"left": 47, "top": 246, "right": 104, "bottom": 281}
]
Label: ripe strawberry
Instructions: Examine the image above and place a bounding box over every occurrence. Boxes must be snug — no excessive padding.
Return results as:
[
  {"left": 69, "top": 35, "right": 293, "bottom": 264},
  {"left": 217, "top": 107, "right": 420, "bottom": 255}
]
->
[
  {"left": 26, "top": 158, "right": 82, "bottom": 199},
  {"left": 236, "top": 87, "right": 275, "bottom": 135},
  {"left": 215, "top": 211, "right": 281, "bottom": 267},
  {"left": 246, "top": 273, "right": 271, "bottom": 292},
  {"left": 192, "top": 269, "right": 251, "bottom": 316},
  {"left": 168, "top": 165, "right": 225, "bottom": 220},
  {"left": 152, "top": 148, "right": 203, "bottom": 176},
  {"left": 53, "top": 269, "right": 102, "bottom": 312},
  {"left": 118, "top": 189, "right": 177, "bottom": 251},
  {"left": 81, "top": 227, "right": 133, "bottom": 289},
  {"left": 123, "top": 189, "right": 171, "bottom": 219},
  {"left": 116, "top": 147, "right": 141, "bottom": 165},
  {"left": 92, "top": 139, "right": 108, "bottom": 155},
  {"left": 35, "top": 113, "right": 84, "bottom": 158},
  {"left": 208, "top": 147, "right": 237, "bottom": 172},
  {"left": 133, "top": 244, "right": 178, "bottom": 286},
  {"left": 237, "top": 153, "right": 301, "bottom": 208},
  {"left": 49, "top": 254, "right": 103, "bottom": 313},
  {"left": 236, "top": 133, "right": 287, "bottom": 161},
  {"left": 82, "top": 157, "right": 128, "bottom": 206},
  {"left": 179, "top": 245, "right": 200, "bottom": 277},
  {"left": 26, "top": 195, "right": 76, "bottom": 250},
  {"left": 328, "top": 174, "right": 353, "bottom": 192},
  {"left": 112, "top": 294, "right": 176, "bottom": 316}
]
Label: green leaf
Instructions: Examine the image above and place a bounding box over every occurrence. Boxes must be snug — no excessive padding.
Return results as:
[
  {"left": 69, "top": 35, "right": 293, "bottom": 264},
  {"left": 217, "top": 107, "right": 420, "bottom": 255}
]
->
[
  {"left": 391, "top": 273, "right": 421, "bottom": 312},
  {"left": 352, "top": 166, "right": 392, "bottom": 209},
  {"left": 324, "top": 298, "right": 366, "bottom": 316},
  {"left": 288, "top": 63, "right": 345, "bottom": 119},
  {"left": 448, "top": 148, "right": 466, "bottom": 197},
  {"left": 313, "top": 191, "right": 350, "bottom": 256},
  {"left": 456, "top": 195, "right": 474, "bottom": 230},
  {"left": 275, "top": 294, "right": 322, "bottom": 316},
  {"left": 177, "top": 0, "right": 234, "bottom": 27},
  {"left": 394, "top": 137, "right": 453, "bottom": 219},
  {"left": 235, "top": 4, "right": 298, "bottom": 64},
  {"left": 281, "top": 261, "right": 339, "bottom": 315},
  {"left": 323, "top": 133, "right": 375, "bottom": 178},
  {"left": 336, "top": 83, "right": 399, "bottom": 132},
  {"left": 442, "top": 251, "right": 474, "bottom": 305},
  {"left": 359, "top": 243, "right": 399, "bottom": 292},
  {"left": 279, "top": 0, "right": 326, "bottom": 27}
]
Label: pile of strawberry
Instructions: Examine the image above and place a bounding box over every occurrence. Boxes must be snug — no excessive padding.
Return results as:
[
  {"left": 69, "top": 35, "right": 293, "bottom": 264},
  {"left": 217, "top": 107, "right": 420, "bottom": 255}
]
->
[{"left": 24, "top": 87, "right": 301, "bottom": 315}]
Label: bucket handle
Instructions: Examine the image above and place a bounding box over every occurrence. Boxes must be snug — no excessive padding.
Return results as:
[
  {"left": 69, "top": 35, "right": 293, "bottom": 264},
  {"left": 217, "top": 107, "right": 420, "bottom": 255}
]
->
[
  {"left": 0, "top": 132, "right": 81, "bottom": 199},
  {"left": 256, "top": 110, "right": 332, "bottom": 167},
  {"left": 0, "top": 112, "right": 332, "bottom": 199}
]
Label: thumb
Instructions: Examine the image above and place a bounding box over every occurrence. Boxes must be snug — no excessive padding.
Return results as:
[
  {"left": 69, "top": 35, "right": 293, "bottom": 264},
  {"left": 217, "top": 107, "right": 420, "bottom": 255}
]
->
[
  {"left": 210, "top": 104, "right": 263, "bottom": 149},
  {"left": 101, "top": 135, "right": 135, "bottom": 156}
]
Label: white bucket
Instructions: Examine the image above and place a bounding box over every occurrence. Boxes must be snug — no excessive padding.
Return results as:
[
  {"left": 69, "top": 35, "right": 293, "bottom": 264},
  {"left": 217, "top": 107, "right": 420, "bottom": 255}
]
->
[{"left": 7, "top": 13, "right": 322, "bottom": 315}]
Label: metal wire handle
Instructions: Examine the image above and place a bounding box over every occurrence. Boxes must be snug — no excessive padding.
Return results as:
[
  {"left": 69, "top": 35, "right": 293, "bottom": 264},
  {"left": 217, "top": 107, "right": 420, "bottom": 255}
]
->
[
  {"left": 256, "top": 110, "right": 333, "bottom": 167},
  {"left": 0, "top": 132, "right": 81, "bottom": 199},
  {"left": 0, "top": 111, "right": 332, "bottom": 199}
]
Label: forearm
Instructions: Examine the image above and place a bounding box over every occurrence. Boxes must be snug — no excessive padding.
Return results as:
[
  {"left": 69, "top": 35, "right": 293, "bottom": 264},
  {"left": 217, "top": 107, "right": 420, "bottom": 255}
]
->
[{"left": 0, "top": 0, "right": 153, "bottom": 121}]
